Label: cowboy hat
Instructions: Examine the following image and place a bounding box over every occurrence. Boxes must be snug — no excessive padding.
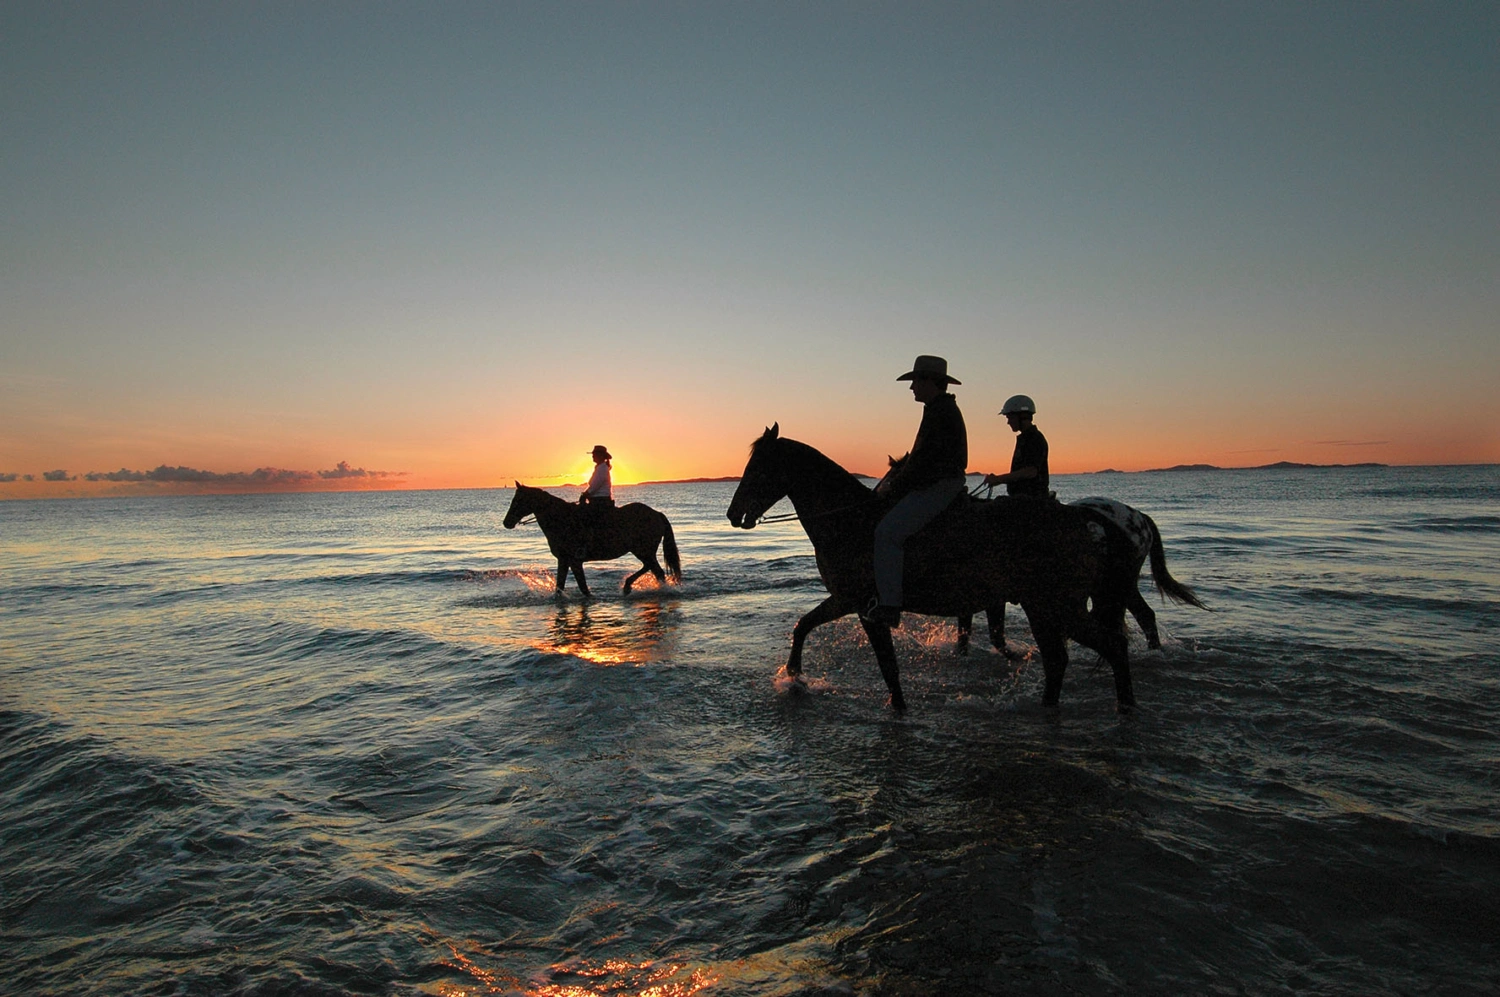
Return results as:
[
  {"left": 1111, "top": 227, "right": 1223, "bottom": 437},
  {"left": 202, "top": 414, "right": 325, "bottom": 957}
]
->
[{"left": 896, "top": 355, "right": 960, "bottom": 385}]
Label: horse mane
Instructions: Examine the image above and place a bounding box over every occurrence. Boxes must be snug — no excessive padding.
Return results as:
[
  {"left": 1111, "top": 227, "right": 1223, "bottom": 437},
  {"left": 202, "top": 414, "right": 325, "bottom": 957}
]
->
[
  {"left": 515, "top": 483, "right": 573, "bottom": 509},
  {"left": 749, "top": 428, "right": 873, "bottom": 501}
]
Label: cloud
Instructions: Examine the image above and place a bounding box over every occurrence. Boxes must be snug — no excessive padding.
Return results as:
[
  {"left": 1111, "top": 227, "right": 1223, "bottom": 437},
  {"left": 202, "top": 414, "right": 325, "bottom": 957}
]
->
[
  {"left": 0, "top": 473, "right": 17, "bottom": 482},
  {"left": 1310, "top": 440, "right": 1390, "bottom": 447},
  {"left": 77, "top": 462, "right": 405, "bottom": 486},
  {"left": 84, "top": 468, "right": 150, "bottom": 481},
  {"left": 318, "top": 461, "right": 392, "bottom": 479},
  {"left": 43, "top": 469, "right": 73, "bottom": 481}
]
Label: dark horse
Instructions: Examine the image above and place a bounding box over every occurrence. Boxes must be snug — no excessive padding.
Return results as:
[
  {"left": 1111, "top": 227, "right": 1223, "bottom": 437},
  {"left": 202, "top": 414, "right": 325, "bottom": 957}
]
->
[
  {"left": 503, "top": 484, "right": 681, "bottom": 596},
  {"left": 726, "top": 425, "right": 1141, "bottom": 711},
  {"left": 957, "top": 495, "right": 1206, "bottom": 654}
]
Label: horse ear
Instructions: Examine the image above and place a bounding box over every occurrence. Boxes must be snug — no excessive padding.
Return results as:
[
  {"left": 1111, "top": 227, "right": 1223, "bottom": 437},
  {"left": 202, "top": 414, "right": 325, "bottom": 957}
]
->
[
  {"left": 514, "top": 480, "right": 521, "bottom": 488},
  {"left": 769, "top": 422, "right": 779, "bottom": 439}
]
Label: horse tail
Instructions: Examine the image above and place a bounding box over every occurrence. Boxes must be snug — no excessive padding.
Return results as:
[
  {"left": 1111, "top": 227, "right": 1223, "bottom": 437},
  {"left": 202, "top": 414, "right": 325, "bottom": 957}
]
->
[
  {"left": 661, "top": 517, "right": 682, "bottom": 582},
  {"left": 1144, "top": 513, "right": 1206, "bottom": 608}
]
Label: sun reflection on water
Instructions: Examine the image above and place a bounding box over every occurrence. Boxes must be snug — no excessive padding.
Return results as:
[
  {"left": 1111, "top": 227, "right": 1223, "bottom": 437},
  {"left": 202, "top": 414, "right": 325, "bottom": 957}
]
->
[
  {"left": 434, "top": 950, "right": 718, "bottom": 997},
  {"left": 538, "top": 601, "right": 671, "bottom": 667},
  {"left": 530, "top": 958, "right": 718, "bottom": 996}
]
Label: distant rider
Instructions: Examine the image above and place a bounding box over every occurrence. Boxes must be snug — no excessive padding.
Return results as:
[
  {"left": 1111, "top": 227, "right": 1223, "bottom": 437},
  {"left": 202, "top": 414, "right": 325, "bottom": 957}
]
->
[
  {"left": 581, "top": 445, "right": 615, "bottom": 508},
  {"left": 864, "top": 356, "right": 969, "bottom": 628},
  {"left": 983, "top": 395, "right": 1049, "bottom": 498},
  {"left": 576, "top": 445, "right": 615, "bottom": 557}
]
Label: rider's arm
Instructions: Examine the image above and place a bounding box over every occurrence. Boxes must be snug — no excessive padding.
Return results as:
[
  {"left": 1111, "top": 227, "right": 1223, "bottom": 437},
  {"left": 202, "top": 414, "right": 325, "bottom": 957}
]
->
[{"left": 983, "top": 467, "right": 1038, "bottom": 487}]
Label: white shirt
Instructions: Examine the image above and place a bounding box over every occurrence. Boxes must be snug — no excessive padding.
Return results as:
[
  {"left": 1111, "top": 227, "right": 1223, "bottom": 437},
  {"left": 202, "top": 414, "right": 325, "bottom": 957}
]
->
[{"left": 584, "top": 461, "right": 612, "bottom": 500}]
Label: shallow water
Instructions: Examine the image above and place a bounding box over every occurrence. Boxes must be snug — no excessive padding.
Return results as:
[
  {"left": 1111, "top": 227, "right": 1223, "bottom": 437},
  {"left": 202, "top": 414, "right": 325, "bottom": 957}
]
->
[{"left": 2, "top": 465, "right": 1498, "bottom": 995}]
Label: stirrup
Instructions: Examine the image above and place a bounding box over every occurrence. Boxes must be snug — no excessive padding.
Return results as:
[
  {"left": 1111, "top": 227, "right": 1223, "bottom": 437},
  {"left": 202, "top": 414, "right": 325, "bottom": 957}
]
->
[{"left": 860, "top": 597, "right": 902, "bottom": 629}]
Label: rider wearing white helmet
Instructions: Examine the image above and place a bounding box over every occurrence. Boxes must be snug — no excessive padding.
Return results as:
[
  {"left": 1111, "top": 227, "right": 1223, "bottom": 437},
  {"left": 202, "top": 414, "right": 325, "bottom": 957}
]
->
[{"left": 983, "top": 394, "right": 1049, "bottom": 498}]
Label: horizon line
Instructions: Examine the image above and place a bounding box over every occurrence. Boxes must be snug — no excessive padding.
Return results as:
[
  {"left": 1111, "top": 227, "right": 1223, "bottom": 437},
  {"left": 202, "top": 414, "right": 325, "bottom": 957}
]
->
[{"left": 4, "top": 460, "right": 1497, "bottom": 502}]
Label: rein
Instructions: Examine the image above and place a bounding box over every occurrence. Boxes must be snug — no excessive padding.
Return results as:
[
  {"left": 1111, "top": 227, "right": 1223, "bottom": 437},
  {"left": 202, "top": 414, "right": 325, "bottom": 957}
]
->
[
  {"left": 759, "top": 480, "right": 993, "bottom": 525},
  {"left": 754, "top": 496, "right": 880, "bottom": 526}
]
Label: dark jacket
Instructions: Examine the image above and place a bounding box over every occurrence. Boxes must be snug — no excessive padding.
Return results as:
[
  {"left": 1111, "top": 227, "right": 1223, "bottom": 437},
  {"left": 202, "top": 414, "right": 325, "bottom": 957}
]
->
[
  {"left": 887, "top": 392, "right": 967, "bottom": 500},
  {"left": 1008, "top": 424, "right": 1049, "bottom": 497}
]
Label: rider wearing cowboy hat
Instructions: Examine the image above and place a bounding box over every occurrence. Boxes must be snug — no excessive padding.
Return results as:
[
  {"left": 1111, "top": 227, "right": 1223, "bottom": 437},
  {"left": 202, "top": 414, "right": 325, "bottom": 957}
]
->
[
  {"left": 573, "top": 444, "right": 616, "bottom": 558},
  {"left": 865, "top": 355, "right": 969, "bottom": 628},
  {"left": 581, "top": 445, "right": 615, "bottom": 508}
]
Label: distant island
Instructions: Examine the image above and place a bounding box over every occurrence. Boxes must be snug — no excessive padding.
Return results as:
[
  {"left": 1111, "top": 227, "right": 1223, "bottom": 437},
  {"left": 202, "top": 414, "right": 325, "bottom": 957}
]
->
[
  {"left": 635, "top": 476, "right": 743, "bottom": 485},
  {"left": 1137, "top": 460, "right": 1388, "bottom": 473}
]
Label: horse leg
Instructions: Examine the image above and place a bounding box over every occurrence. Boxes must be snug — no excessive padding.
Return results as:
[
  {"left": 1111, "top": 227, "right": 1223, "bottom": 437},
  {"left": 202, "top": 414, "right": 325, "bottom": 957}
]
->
[
  {"left": 1068, "top": 612, "right": 1134, "bottom": 710},
  {"left": 644, "top": 550, "right": 667, "bottom": 584},
  {"left": 956, "top": 613, "right": 972, "bottom": 656},
  {"left": 788, "top": 596, "right": 849, "bottom": 676},
  {"left": 571, "top": 561, "right": 592, "bottom": 598},
  {"left": 858, "top": 617, "right": 905, "bottom": 711},
  {"left": 1088, "top": 586, "right": 1130, "bottom": 638},
  {"left": 987, "top": 604, "right": 1016, "bottom": 656},
  {"left": 622, "top": 565, "right": 650, "bottom": 594},
  {"left": 1128, "top": 587, "right": 1161, "bottom": 649},
  {"left": 1024, "top": 608, "right": 1070, "bottom": 708},
  {"left": 554, "top": 556, "right": 569, "bottom": 593}
]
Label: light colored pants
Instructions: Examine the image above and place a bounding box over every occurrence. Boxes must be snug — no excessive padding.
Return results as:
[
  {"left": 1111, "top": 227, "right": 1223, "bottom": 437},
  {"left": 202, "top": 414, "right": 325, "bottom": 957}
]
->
[{"left": 873, "top": 476, "right": 967, "bottom": 607}]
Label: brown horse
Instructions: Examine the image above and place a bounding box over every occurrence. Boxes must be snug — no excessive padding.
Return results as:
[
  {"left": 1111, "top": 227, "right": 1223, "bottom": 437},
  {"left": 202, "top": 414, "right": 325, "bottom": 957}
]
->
[
  {"left": 503, "top": 484, "right": 681, "bottom": 596},
  {"left": 726, "top": 425, "right": 1139, "bottom": 711}
]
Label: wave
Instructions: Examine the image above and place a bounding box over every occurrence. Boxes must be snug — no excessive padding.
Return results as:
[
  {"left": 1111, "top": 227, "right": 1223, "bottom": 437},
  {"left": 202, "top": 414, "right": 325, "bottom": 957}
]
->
[
  {"left": 1354, "top": 484, "right": 1500, "bottom": 502},
  {"left": 1287, "top": 585, "right": 1497, "bottom": 620},
  {"left": 0, "top": 708, "right": 210, "bottom": 863},
  {"left": 1, "top": 580, "right": 154, "bottom": 599},
  {"left": 1390, "top": 514, "right": 1500, "bottom": 533},
  {"left": 232, "top": 619, "right": 459, "bottom": 664}
]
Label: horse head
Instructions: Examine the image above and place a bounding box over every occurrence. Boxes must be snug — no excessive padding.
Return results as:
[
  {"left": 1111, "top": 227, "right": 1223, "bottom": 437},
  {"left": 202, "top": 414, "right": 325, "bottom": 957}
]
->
[
  {"left": 726, "top": 423, "right": 787, "bottom": 529},
  {"left": 502, "top": 482, "right": 534, "bottom": 529}
]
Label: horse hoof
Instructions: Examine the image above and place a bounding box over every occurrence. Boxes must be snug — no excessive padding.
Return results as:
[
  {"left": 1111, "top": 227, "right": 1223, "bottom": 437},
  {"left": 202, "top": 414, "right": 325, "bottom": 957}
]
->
[{"left": 888, "top": 693, "right": 907, "bottom": 712}]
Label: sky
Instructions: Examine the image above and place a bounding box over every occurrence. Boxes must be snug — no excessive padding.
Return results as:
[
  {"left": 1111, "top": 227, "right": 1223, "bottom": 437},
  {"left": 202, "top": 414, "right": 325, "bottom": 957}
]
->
[{"left": 3, "top": 2, "right": 1497, "bottom": 495}]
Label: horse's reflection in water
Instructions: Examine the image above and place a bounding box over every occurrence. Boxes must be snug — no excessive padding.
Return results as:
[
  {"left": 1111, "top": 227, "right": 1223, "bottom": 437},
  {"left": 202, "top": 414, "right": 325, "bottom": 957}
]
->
[{"left": 542, "top": 599, "right": 669, "bottom": 666}]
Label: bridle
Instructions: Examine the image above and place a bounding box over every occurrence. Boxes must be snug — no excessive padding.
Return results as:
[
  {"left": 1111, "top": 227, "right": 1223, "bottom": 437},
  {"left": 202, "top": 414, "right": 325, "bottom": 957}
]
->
[
  {"left": 754, "top": 479, "right": 992, "bottom": 525},
  {"left": 748, "top": 495, "right": 881, "bottom": 526}
]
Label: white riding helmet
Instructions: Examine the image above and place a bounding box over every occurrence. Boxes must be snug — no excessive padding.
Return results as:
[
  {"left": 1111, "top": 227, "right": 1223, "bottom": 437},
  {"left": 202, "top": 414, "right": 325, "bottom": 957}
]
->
[{"left": 1000, "top": 394, "right": 1036, "bottom": 416}]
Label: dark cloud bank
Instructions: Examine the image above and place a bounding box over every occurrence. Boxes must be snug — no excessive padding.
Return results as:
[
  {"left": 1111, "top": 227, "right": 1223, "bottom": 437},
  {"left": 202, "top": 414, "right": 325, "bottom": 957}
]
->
[
  {"left": 0, "top": 462, "right": 403, "bottom": 488},
  {"left": 76, "top": 461, "right": 401, "bottom": 484}
]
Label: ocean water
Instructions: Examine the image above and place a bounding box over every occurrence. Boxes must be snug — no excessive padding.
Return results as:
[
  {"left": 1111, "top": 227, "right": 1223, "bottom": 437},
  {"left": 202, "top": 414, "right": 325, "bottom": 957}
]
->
[{"left": 2, "top": 465, "right": 1497, "bottom": 996}]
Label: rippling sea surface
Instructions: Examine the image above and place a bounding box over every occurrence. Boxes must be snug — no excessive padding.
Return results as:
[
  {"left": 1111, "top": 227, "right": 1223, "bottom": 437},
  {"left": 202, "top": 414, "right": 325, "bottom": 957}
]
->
[{"left": 3, "top": 465, "right": 1498, "bottom": 996}]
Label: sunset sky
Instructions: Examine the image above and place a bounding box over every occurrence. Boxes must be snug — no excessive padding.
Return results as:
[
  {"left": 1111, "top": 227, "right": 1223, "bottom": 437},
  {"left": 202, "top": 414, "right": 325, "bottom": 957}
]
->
[{"left": 3, "top": 2, "right": 1496, "bottom": 495}]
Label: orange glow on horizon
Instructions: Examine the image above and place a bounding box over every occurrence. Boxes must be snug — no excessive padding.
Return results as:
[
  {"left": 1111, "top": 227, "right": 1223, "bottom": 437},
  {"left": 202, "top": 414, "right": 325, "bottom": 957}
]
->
[{"left": 3, "top": 409, "right": 1495, "bottom": 501}]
